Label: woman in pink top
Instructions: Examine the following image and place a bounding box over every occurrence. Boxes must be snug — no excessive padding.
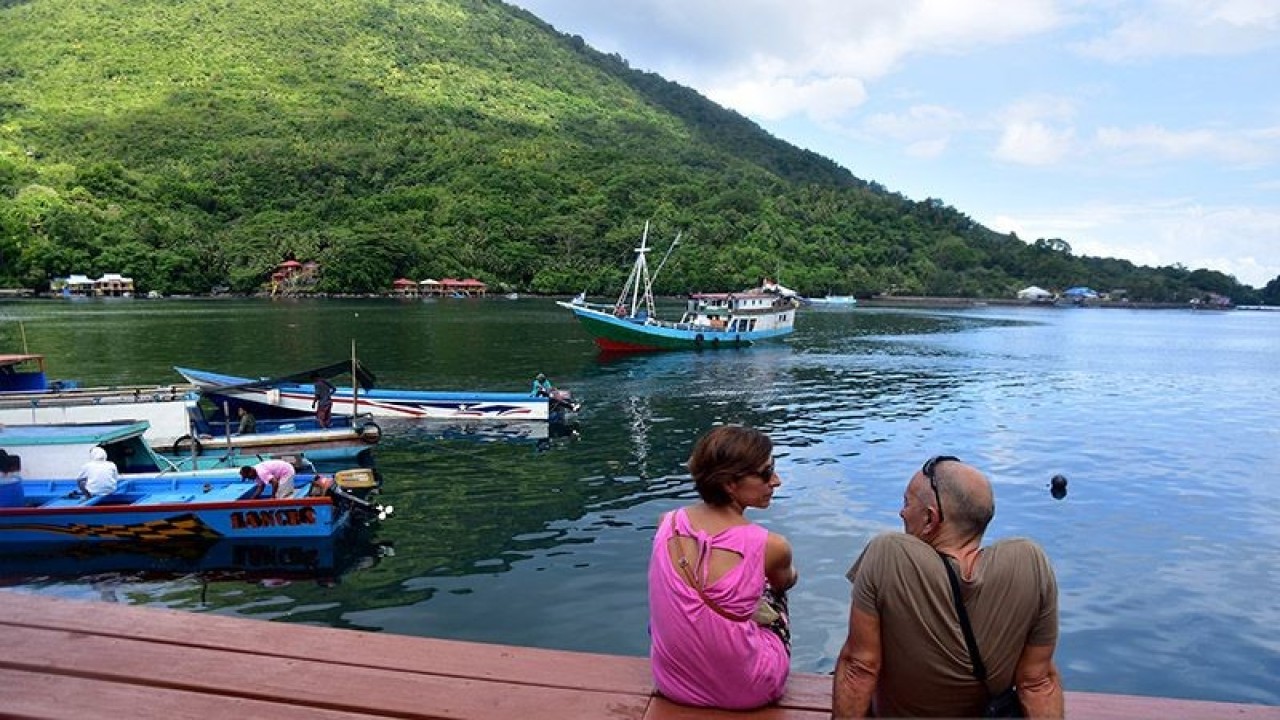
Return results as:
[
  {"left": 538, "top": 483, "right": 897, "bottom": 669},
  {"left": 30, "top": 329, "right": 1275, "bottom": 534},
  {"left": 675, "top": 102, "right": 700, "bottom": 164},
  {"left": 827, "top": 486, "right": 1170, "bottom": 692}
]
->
[{"left": 648, "top": 425, "right": 799, "bottom": 709}]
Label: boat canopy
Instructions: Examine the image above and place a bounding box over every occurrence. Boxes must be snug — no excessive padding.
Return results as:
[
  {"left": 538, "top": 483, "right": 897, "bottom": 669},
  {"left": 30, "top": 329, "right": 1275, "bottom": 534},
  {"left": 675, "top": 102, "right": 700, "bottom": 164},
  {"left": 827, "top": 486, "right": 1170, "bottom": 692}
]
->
[
  {"left": 1062, "top": 286, "right": 1098, "bottom": 298},
  {"left": 193, "top": 360, "right": 377, "bottom": 393}
]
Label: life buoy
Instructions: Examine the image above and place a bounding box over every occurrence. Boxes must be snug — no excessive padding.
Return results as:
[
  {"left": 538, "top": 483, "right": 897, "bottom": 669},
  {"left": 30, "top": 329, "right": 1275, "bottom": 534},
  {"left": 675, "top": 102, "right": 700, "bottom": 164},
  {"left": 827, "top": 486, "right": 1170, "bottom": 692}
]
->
[
  {"left": 711, "top": 337, "right": 720, "bottom": 348},
  {"left": 358, "top": 421, "right": 382, "bottom": 444},
  {"left": 694, "top": 333, "right": 705, "bottom": 346},
  {"left": 172, "top": 434, "right": 203, "bottom": 456}
]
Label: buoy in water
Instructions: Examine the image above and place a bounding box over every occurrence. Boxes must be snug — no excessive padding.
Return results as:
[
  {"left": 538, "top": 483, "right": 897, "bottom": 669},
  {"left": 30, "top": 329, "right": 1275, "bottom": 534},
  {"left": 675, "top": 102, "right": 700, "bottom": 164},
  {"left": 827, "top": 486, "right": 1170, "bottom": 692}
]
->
[{"left": 1050, "top": 474, "right": 1068, "bottom": 500}]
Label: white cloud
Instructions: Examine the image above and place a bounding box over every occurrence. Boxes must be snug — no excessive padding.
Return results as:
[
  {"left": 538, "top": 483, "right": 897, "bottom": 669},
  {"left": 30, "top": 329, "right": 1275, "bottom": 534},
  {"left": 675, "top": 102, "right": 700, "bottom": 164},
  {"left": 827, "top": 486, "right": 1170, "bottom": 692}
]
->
[
  {"left": 1075, "top": 0, "right": 1280, "bottom": 61},
  {"left": 509, "top": 1, "right": 1279, "bottom": 287},
  {"left": 862, "top": 104, "right": 966, "bottom": 157},
  {"left": 712, "top": 76, "right": 869, "bottom": 123},
  {"left": 513, "top": 0, "right": 1063, "bottom": 124},
  {"left": 988, "top": 200, "right": 1280, "bottom": 287},
  {"left": 992, "top": 96, "right": 1078, "bottom": 166},
  {"left": 1095, "top": 124, "right": 1280, "bottom": 166}
]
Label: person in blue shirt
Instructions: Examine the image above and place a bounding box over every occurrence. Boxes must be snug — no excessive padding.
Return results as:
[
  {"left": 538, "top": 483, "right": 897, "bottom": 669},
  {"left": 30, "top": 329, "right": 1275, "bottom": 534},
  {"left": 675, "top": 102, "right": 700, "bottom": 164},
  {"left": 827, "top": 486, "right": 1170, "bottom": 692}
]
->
[{"left": 530, "top": 372, "right": 553, "bottom": 397}]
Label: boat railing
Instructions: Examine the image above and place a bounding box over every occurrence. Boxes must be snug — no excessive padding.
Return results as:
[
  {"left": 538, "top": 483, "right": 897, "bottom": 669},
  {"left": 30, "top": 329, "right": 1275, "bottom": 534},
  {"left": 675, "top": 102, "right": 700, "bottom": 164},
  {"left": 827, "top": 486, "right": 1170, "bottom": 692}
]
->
[{"left": 0, "top": 384, "right": 196, "bottom": 408}]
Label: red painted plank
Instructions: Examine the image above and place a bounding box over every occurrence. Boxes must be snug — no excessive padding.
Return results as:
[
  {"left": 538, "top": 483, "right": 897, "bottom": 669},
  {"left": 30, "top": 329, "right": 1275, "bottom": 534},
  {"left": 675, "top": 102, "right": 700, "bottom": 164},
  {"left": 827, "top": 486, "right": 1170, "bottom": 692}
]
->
[
  {"left": 643, "top": 695, "right": 827, "bottom": 719},
  {"left": 0, "top": 667, "right": 378, "bottom": 720},
  {"left": 0, "top": 591, "right": 654, "bottom": 695},
  {"left": 1067, "top": 691, "right": 1280, "bottom": 720},
  {"left": 1, "top": 591, "right": 1276, "bottom": 720},
  {"left": 0, "top": 624, "right": 650, "bottom": 720}
]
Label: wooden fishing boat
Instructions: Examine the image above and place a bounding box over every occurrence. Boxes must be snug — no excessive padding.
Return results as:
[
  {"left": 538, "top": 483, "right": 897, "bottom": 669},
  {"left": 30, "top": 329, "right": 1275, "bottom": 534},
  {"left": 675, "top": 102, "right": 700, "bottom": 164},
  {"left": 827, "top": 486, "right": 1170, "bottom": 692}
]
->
[
  {"left": 0, "top": 374, "right": 381, "bottom": 461},
  {"left": 556, "top": 224, "right": 802, "bottom": 352},
  {"left": 807, "top": 295, "right": 858, "bottom": 306},
  {"left": 176, "top": 363, "right": 579, "bottom": 424},
  {"left": 0, "top": 473, "right": 360, "bottom": 544}
]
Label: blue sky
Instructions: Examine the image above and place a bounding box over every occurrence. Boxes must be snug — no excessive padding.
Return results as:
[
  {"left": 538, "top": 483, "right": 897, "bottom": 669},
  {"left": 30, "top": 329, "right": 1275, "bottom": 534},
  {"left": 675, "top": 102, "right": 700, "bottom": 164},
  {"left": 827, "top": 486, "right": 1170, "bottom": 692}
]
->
[{"left": 507, "top": 1, "right": 1279, "bottom": 288}]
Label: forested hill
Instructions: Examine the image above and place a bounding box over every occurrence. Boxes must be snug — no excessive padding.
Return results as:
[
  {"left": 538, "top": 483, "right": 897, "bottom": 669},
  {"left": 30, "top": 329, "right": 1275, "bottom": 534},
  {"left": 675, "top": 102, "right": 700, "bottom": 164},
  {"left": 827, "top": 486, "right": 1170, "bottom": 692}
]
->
[{"left": 0, "top": 0, "right": 1268, "bottom": 302}]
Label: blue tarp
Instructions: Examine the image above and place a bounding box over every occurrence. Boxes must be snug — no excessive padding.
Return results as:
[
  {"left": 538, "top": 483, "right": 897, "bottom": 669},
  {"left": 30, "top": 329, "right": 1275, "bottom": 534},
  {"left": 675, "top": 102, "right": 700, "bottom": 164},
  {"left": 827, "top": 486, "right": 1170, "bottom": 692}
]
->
[{"left": 1063, "top": 286, "right": 1098, "bottom": 298}]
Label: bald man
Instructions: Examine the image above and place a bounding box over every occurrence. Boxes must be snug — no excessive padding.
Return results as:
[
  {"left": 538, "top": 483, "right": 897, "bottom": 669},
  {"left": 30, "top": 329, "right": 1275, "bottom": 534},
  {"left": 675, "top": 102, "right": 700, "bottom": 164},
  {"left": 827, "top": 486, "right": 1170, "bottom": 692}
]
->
[{"left": 832, "top": 457, "right": 1064, "bottom": 718}]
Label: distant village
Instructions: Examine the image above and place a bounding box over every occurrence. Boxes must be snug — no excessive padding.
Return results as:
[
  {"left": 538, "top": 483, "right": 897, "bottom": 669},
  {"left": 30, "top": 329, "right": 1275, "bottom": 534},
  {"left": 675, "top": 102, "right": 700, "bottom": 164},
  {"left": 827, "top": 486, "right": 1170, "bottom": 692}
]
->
[
  {"left": 31, "top": 260, "right": 491, "bottom": 299},
  {"left": 2, "top": 260, "right": 1238, "bottom": 308}
]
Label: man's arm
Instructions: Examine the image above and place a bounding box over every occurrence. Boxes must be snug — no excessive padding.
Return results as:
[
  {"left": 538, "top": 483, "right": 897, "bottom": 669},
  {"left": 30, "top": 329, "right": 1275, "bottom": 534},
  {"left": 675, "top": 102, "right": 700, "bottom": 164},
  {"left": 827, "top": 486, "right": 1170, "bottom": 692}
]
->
[
  {"left": 831, "top": 605, "right": 881, "bottom": 719},
  {"left": 1014, "top": 643, "right": 1064, "bottom": 719}
]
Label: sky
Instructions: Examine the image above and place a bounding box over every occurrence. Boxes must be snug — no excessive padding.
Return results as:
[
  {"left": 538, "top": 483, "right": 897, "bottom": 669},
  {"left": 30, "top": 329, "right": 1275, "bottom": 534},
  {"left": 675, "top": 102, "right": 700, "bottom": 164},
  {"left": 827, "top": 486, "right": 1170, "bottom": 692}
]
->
[{"left": 506, "top": 0, "right": 1279, "bottom": 288}]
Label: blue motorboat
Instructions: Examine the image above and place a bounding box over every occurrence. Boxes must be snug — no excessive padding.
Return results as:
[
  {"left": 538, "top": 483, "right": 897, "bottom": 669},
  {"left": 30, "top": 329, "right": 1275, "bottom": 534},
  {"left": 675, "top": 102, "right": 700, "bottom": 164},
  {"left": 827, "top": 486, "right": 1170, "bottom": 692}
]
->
[{"left": 0, "top": 473, "right": 356, "bottom": 544}]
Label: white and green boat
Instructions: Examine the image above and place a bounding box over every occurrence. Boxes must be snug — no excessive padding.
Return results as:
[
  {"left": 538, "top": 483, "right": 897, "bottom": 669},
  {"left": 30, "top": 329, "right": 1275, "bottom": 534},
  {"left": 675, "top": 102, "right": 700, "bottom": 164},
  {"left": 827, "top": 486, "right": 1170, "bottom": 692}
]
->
[{"left": 557, "top": 225, "right": 802, "bottom": 352}]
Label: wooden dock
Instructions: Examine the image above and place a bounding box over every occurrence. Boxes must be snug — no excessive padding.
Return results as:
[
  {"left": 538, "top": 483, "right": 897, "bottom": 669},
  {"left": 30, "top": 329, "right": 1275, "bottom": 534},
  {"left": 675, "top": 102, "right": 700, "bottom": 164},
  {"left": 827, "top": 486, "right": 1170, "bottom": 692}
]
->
[{"left": 1, "top": 590, "right": 1275, "bottom": 719}]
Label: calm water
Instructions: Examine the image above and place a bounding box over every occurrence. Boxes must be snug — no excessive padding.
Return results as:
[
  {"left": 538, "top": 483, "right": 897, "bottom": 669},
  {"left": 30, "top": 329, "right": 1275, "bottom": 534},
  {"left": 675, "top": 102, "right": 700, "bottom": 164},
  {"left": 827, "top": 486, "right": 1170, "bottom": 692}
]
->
[{"left": 1, "top": 298, "right": 1277, "bottom": 705}]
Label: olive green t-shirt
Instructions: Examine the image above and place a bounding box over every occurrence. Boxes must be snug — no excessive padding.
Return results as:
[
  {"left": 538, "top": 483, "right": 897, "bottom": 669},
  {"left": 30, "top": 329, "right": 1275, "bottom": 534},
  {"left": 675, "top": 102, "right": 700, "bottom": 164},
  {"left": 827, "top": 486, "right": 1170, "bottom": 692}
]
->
[{"left": 847, "top": 532, "right": 1058, "bottom": 718}]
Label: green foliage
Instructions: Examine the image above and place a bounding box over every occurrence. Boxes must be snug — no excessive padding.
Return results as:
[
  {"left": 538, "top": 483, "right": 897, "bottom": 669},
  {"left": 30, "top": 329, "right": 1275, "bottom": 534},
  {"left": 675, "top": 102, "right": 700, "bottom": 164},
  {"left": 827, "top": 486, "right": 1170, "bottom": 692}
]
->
[{"left": 0, "top": 0, "right": 1271, "bottom": 303}]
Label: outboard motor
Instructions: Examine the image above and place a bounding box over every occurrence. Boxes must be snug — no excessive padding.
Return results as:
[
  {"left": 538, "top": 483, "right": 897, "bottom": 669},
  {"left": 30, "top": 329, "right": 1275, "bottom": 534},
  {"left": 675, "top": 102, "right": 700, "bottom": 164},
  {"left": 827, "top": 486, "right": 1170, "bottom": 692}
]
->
[{"left": 548, "top": 388, "right": 582, "bottom": 422}]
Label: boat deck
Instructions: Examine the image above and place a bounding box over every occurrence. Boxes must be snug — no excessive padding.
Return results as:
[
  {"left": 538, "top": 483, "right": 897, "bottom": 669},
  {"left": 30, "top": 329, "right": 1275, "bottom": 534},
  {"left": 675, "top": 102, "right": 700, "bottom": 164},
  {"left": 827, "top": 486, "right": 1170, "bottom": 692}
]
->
[{"left": 1, "top": 591, "right": 1275, "bottom": 719}]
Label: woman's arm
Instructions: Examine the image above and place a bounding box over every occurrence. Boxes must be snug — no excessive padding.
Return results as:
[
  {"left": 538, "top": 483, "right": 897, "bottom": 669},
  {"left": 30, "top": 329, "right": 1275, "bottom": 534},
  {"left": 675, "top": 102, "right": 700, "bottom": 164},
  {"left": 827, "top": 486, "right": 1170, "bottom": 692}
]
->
[{"left": 764, "top": 531, "right": 798, "bottom": 591}]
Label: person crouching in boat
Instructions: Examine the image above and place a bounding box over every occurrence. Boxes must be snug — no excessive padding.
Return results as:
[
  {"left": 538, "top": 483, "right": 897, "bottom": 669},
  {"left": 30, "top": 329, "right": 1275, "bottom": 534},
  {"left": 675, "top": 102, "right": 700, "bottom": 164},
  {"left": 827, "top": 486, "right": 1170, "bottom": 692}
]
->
[
  {"left": 240, "top": 459, "right": 296, "bottom": 499},
  {"left": 77, "top": 446, "right": 119, "bottom": 497},
  {"left": 530, "top": 372, "right": 554, "bottom": 397}
]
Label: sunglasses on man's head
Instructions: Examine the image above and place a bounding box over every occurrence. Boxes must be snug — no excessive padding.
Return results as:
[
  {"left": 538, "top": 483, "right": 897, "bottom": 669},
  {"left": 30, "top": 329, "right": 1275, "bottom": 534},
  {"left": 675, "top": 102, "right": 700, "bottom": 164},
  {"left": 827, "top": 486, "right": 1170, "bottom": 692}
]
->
[{"left": 922, "top": 455, "right": 961, "bottom": 522}]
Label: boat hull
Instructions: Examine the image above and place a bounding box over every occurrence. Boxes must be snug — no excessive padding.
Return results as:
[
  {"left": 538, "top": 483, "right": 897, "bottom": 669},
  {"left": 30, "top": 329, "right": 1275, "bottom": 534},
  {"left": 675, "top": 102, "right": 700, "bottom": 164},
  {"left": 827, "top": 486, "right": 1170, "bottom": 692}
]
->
[
  {"left": 562, "top": 304, "right": 793, "bottom": 352},
  {"left": 176, "top": 367, "right": 550, "bottom": 421},
  {"left": 0, "top": 535, "right": 351, "bottom": 580},
  {"left": 0, "top": 477, "right": 349, "bottom": 544},
  {"left": 0, "top": 387, "right": 378, "bottom": 459}
]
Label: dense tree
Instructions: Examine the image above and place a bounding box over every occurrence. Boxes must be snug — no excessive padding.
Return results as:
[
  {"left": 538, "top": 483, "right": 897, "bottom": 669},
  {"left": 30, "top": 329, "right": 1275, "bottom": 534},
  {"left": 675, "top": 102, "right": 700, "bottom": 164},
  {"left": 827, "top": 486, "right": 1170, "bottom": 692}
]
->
[{"left": 0, "top": 0, "right": 1266, "bottom": 304}]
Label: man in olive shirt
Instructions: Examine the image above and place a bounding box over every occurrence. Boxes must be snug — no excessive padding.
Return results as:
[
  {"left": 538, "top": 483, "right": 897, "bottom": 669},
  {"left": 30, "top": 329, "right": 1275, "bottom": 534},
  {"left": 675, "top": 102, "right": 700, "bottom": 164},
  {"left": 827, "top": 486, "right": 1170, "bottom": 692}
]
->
[{"left": 832, "top": 457, "right": 1064, "bottom": 718}]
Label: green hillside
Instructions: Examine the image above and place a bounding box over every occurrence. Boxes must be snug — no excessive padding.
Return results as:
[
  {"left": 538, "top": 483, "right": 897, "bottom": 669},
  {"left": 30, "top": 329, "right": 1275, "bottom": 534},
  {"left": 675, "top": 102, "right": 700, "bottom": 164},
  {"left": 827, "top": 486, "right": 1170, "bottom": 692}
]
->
[{"left": 0, "top": 0, "right": 1269, "bottom": 303}]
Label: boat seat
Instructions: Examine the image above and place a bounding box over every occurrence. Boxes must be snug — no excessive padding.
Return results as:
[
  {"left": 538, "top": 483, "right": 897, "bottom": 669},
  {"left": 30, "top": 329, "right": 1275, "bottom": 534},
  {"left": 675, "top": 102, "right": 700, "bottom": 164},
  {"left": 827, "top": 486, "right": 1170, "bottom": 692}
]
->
[
  {"left": 200, "top": 485, "right": 258, "bottom": 502},
  {"left": 138, "top": 492, "right": 198, "bottom": 504},
  {"left": 40, "top": 496, "right": 90, "bottom": 508}
]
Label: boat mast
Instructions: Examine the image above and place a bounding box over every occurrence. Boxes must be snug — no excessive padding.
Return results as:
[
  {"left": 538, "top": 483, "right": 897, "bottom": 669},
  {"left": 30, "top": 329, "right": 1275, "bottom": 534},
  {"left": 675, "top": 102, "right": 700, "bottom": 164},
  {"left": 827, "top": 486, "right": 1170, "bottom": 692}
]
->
[
  {"left": 644, "top": 231, "right": 680, "bottom": 318},
  {"left": 617, "top": 221, "right": 652, "bottom": 317},
  {"left": 351, "top": 339, "right": 360, "bottom": 418}
]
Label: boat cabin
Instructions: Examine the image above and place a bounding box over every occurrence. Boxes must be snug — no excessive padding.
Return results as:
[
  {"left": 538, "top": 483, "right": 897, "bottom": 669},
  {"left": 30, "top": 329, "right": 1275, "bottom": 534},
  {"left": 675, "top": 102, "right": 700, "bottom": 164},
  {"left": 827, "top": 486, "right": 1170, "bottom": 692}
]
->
[
  {"left": 680, "top": 291, "right": 796, "bottom": 333},
  {"left": 0, "top": 420, "right": 190, "bottom": 479},
  {"left": 0, "top": 354, "right": 67, "bottom": 393}
]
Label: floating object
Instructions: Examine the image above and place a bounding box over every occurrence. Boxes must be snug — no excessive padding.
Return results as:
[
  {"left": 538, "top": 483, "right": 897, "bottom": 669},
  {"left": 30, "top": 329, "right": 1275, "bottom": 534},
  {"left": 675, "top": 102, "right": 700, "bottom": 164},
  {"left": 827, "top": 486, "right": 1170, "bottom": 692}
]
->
[{"left": 1050, "top": 474, "right": 1068, "bottom": 499}]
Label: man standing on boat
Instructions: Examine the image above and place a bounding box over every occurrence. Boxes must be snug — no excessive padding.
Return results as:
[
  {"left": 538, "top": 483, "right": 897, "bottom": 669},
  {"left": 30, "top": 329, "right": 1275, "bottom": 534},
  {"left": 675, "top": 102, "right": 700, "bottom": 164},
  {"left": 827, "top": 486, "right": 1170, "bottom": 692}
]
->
[{"left": 312, "top": 374, "right": 337, "bottom": 428}]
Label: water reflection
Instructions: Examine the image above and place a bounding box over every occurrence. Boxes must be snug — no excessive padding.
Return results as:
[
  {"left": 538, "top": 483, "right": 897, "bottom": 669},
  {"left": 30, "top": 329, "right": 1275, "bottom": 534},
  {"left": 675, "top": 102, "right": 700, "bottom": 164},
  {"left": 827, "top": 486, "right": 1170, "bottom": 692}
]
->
[{"left": 0, "top": 525, "right": 395, "bottom": 623}]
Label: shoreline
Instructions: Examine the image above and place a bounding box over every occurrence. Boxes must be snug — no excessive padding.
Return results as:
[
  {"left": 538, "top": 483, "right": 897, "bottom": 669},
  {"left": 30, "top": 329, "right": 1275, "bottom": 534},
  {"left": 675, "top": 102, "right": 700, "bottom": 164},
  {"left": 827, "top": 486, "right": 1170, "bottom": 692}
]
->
[{"left": 2, "top": 291, "right": 1272, "bottom": 311}]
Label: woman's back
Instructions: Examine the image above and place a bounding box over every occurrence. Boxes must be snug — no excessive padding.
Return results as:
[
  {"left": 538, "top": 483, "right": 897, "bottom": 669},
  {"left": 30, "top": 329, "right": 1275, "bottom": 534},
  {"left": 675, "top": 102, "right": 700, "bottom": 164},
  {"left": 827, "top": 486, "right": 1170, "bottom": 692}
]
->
[{"left": 648, "top": 508, "right": 789, "bottom": 709}]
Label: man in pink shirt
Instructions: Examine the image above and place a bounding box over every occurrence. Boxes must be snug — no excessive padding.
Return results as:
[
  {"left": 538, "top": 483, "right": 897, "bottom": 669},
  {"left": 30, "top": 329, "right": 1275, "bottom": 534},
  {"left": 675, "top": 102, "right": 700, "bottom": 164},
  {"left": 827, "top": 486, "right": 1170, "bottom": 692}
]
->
[{"left": 239, "top": 459, "right": 297, "bottom": 499}]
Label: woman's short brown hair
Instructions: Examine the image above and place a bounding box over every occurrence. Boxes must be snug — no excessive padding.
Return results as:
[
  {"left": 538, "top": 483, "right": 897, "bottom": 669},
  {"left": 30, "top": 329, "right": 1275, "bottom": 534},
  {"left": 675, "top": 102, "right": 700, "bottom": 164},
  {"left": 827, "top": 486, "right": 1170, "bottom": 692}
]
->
[{"left": 688, "top": 425, "right": 773, "bottom": 506}]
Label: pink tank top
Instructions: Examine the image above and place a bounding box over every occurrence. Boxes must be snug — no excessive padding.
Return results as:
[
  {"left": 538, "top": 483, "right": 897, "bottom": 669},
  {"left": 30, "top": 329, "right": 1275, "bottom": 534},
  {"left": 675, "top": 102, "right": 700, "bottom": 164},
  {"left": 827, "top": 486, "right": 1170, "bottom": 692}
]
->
[{"left": 648, "top": 508, "right": 789, "bottom": 709}]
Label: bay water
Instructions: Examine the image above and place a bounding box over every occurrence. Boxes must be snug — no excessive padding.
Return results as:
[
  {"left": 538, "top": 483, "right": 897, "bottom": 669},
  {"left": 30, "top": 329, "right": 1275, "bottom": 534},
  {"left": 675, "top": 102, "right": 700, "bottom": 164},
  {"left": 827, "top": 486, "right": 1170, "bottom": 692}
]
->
[{"left": 1, "top": 297, "right": 1277, "bottom": 705}]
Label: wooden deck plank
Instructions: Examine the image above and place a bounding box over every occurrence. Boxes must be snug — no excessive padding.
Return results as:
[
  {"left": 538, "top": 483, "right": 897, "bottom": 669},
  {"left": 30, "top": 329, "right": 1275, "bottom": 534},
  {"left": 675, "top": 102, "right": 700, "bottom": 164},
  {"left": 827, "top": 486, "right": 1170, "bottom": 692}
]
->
[
  {"left": 0, "top": 624, "right": 650, "bottom": 720},
  {"left": 0, "top": 591, "right": 655, "bottom": 695},
  {"left": 644, "top": 696, "right": 827, "bottom": 720},
  {"left": 1, "top": 591, "right": 1276, "bottom": 720},
  {"left": 1066, "top": 691, "right": 1280, "bottom": 720},
  {"left": 0, "top": 667, "right": 378, "bottom": 720}
]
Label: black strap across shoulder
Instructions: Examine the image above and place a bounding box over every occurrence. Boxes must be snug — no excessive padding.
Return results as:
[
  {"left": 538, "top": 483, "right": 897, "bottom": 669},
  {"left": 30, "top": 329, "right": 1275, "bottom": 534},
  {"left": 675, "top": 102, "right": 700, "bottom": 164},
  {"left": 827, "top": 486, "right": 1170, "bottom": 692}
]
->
[{"left": 939, "top": 552, "right": 990, "bottom": 687}]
